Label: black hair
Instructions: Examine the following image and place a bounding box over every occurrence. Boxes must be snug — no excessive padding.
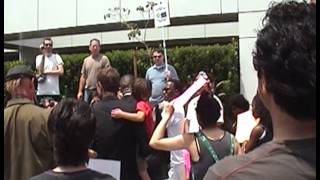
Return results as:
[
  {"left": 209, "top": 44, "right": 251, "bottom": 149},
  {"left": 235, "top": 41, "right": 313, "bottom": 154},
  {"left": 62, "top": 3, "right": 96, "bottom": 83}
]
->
[
  {"left": 152, "top": 48, "right": 164, "bottom": 55},
  {"left": 168, "top": 79, "right": 183, "bottom": 95},
  {"left": 253, "top": 1, "right": 315, "bottom": 120},
  {"left": 120, "top": 74, "right": 134, "bottom": 94},
  {"left": 89, "top": 38, "right": 101, "bottom": 45},
  {"left": 229, "top": 94, "right": 250, "bottom": 112},
  {"left": 42, "top": 37, "right": 53, "bottom": 45},
  {"left": 48, "top": 98, "right": 96, "bottom": 166},
  {"left": 196, "top": 91, "right": 221, "bottom": 128},
  {"left": 97, "top": 67, "right": 120, "bottom": 93},
  {"left": 252, "top": 94, "right": 272, "bottom": 131}
]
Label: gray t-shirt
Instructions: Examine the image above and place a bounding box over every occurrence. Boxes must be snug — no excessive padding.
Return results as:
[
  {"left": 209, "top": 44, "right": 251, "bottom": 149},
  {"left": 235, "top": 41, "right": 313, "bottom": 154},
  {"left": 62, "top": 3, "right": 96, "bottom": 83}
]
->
[
  {"left": 203, "top": 138, "right": 316, "bottom": 180},
  {"left": 145, "top": 64, "right": 179, "bottom": 106},
  {"left": 30, "top": 169, "right": 116, "bottom": 180},
  {"left": 81, "top": 54, "right": 110, "bottom": 90}
]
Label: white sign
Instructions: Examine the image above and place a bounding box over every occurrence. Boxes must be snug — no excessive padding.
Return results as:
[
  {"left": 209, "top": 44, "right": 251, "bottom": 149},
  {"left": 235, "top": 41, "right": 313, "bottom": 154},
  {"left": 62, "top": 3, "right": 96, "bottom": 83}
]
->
[
  {"left": 172, "top": 75, "right": 207, "bottom": 108},
  {"left": 235, "top": 110, "right": 260, "bottom": 143},
  {"left": 153, "top": 0, "right": 170, "bottom": 28}
]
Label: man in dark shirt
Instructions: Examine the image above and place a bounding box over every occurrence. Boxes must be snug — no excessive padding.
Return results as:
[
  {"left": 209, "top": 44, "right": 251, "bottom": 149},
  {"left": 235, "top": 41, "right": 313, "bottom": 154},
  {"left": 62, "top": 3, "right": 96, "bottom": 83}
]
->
[{"left": 91, "top": 68, "right": 140, "bottom": 180}]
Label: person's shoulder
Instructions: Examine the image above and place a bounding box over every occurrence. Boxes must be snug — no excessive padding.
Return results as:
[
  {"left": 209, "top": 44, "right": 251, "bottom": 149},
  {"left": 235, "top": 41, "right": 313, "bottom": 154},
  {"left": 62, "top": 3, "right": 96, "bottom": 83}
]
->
[
  {"left": 251, "top": 125, "right": 264, "bottom": 137},
  {"left": 29, "top": 171, "right": 51, "bottom": 180},
  {"left": 25, "top": 105, "right": 52, "bottom": 123},
  {"left": 83, "top": 55, "right": 92, "bottom": 62},
  {"left": 101, "top": 54, "right": 110, "bottom": 61},
  {"left": 136, "top": 100, "right": 151, "bottom": 109},
  {"left": 87, "top": 169, "right": 117, "bottom": 180},
  {"left": 167, "top": 64, "right": 177, "bottom": 70},
  {"left": 54, "top": 53, "right": 62, "bottom": 57},
  {"left": 146, "top": 65, "right": 155, "bottom": 72},
  {"left": 204, "top": 153, "right": 256, "bottom": 180}
]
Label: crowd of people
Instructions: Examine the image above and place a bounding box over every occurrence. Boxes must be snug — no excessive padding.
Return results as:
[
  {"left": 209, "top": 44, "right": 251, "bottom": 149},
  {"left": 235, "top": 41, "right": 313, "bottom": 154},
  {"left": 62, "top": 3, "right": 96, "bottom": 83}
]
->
[{"left": 4, "top": 1, "right": 315, "bottom": 180}]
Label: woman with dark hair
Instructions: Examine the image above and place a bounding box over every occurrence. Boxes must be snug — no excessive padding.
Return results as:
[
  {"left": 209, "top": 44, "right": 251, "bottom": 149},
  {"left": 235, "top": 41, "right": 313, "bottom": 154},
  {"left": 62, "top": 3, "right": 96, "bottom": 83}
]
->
[
  {"left": 149, "top": 91, "right": 240, "bottom": 180},
  {"left": 30, "top": 98, "right": 115, "bottom": 180},
  {"left": 243, "top": 94, "right": 273, "bottom": 153}
]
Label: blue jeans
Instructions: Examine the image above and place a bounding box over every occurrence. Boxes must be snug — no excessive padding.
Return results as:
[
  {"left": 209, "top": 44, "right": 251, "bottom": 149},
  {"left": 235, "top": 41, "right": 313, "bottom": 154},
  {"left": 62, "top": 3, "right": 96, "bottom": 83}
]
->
[{"left": 84, "top": 88, "right": 96, "bottom": 103}]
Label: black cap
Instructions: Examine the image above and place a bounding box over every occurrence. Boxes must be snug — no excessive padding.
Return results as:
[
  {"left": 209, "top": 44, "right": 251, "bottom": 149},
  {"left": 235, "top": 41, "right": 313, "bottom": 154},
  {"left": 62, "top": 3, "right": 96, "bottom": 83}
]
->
[{"left": 5, "top": 65, "right": 35, "bottom": 82}]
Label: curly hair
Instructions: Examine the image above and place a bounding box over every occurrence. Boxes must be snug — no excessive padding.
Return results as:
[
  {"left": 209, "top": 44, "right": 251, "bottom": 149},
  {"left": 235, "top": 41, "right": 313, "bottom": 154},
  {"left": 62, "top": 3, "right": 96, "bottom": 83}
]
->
[
  {"left": 252, "top": 1, "right": 315, "bottom": 120},
  {"left": 48, "top": 98, "right": 96, "bottom": 166}
]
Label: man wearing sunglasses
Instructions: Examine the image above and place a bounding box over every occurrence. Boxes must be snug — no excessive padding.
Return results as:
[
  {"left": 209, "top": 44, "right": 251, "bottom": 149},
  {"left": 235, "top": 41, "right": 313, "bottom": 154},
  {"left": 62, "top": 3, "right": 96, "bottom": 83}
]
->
[
  {"left": 145, "top": 48, "right": 179, "bottom": 107},
  {"left": 77, "top": 38, "right": 111, "bottom": 104},
  {"left": 35, "top": 37, "right": 64, "bottom": 105}
]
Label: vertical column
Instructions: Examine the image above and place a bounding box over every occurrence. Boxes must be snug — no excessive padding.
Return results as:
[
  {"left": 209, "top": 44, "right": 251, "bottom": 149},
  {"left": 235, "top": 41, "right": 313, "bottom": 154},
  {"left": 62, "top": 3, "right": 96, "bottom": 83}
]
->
[{"left": 237, "top": 0, "right": 279, "bottom": 102}]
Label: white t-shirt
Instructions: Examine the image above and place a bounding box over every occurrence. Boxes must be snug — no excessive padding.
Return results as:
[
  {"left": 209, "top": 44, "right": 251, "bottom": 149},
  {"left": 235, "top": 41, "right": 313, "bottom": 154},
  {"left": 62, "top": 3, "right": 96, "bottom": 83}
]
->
[
  {"left": 167, "top": 105, "right": 185, "bottom": 167},
  {"left": 35, "top": 53, "right": 64, "bottom": 95},
  {"left": 186, "top": 94, "right": 224, "bottom": 133}
]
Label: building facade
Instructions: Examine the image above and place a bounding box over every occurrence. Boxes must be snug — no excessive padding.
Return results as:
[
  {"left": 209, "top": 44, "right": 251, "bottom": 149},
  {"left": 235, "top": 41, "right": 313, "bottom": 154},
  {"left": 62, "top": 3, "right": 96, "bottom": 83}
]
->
[{"left": 6, "top": 0, "right": 301, "bottom": 102}]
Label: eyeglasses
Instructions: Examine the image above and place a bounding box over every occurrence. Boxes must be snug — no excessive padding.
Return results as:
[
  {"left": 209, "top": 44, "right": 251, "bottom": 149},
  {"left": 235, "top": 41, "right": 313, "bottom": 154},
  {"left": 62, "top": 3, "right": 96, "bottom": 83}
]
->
[
  {"left": 44, "top": 43, "right": 52, "bottom": 47},
  {"left": 153, "top": 55, "right": 162, "bottom": 59}
]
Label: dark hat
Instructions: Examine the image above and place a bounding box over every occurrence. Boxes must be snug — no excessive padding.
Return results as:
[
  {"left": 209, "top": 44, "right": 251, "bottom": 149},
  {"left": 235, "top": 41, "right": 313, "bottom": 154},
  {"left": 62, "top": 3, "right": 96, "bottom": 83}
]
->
[{"left": 5, "top": 65, "right": 35, "bottom": 82}]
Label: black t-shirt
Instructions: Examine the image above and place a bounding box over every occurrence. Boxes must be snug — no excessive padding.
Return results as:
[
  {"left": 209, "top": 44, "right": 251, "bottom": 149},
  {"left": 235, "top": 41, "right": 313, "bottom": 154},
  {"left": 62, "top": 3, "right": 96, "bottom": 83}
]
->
[{"left": 29, "top": 169, "right": 116, "bottom": 180}]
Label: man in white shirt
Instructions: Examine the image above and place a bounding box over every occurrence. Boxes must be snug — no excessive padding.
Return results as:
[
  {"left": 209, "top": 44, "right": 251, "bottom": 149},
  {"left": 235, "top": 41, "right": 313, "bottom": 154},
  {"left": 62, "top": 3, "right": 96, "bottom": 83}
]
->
[
  {"left": 35, "top": 37, "right": 64, "bottom": 105},
  {"left": 161, "top": 79, "right": 185, "bottom": 180}
]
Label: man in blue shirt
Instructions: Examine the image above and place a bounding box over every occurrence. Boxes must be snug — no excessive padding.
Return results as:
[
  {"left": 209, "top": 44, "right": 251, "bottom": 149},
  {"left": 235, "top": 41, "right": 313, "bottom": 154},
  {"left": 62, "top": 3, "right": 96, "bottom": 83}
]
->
[{"left": 145, "top": 48, "right": 179, "bottom": 106}]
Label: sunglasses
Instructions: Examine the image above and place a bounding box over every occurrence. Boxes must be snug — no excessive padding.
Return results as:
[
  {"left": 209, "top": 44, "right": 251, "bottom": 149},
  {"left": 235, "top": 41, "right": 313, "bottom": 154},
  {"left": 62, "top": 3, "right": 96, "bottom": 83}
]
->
[
  {"left": 153, "top": 55, "right": 162, "bottom": 58},
  {"left": 44, "top": 43, "right": 52, "bottom": 47}
]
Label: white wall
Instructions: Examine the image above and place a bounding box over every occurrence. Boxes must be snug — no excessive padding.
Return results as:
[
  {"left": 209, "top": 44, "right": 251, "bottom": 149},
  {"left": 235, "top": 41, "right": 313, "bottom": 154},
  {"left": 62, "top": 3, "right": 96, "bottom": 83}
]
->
[
  {"left": 237, "top": 0, "right": 284, "bottom": 103},
  {"left": 4, "top": 0, "right": 38, "bottom": 33},
  {"left": 5, "top": 0, "right": 240, "bottom": 33}
]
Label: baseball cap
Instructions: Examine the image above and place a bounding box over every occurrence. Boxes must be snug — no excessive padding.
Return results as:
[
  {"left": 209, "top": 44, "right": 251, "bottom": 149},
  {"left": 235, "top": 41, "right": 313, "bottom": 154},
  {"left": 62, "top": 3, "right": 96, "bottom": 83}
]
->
[{"left": 5, "top": 65, "right": 35, "bottom": 82}]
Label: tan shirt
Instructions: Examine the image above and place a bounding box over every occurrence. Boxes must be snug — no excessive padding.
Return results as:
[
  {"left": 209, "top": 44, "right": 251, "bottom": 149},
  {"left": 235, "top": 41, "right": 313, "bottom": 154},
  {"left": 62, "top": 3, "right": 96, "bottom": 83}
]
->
[
  {"left": 81, "top": 54, "right": 111, "bottom": 89},
  {"left": 203, "top": 138, "right": 316, "bottom": 180},
  {"left": 4, "top": 98, "right": 53, "bottom": 180}
]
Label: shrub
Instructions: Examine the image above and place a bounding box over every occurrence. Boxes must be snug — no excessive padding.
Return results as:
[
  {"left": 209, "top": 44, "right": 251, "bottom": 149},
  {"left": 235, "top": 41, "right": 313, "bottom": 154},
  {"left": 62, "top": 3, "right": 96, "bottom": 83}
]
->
[{"left": 4, "top": 42, "right": 240, "bottom": 103}]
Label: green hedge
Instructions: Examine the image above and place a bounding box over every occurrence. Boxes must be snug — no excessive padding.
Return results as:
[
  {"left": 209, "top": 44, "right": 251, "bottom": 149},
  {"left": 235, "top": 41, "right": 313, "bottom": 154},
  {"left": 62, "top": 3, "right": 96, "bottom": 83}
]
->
[{"left": 4, "top": 42, "right": 239, "bottom": 102}]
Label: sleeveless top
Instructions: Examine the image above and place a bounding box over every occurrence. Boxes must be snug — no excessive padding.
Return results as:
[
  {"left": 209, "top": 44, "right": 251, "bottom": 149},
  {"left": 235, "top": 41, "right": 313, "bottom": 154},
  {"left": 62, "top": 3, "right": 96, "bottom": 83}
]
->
[
  {"left": 256, "top": 125, "right": 273, "bottom": 147},
  {"left": 191, "top": 131, "right": 234, "bottom": 180}
]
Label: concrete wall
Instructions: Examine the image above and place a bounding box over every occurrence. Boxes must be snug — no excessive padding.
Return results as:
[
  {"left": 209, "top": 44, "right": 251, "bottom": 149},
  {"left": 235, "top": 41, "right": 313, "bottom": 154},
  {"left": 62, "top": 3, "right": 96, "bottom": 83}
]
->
[
  {"left": 19, "top": 46, "right": 40, "bottom": 67},
  {"left": 5, "top": 0, "right": 239, "bottom": 34},
  {"left": 237, "top": 0, "right": 284, "bottom": 103}
]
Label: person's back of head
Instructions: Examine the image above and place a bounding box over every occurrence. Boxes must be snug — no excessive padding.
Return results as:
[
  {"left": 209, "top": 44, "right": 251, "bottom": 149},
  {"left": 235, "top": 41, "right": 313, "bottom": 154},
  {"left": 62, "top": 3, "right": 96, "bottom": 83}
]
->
[
  {"left": 48, "top": 98, "right": 96, "bottom": 166},
  {"left": 253, "top": 1, "right": 315, "bottom": 120},
  {"left": 132, "top": 78, "right": 151, "bottom": 101},
  {"left": 169, "top": 79, "right": 183, "bottom": 95},
  {"left": 97, "top": 67, "right": 120, "bottom": 93},
  {"left": 120, "top": 74, "right": 134, "bottom": 95},
  {"left": 196, "top": 91, "right": 221, "bottom": 129},
  {"left": 251, "top": 94, "right": 272, "bottom": 130},
  {"left": 229, "top": 94, "right": 250, "bottom": 115}
]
